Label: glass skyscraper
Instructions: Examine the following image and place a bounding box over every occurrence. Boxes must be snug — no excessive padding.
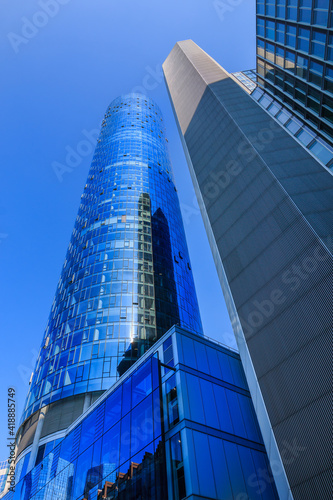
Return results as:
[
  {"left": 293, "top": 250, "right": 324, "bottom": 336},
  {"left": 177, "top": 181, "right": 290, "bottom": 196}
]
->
[
  {"left": 256, "top": 0, "right": 333, "bottom": 143},
  {"left": 15, "top": 94, "right": 202, "bottom": 478},
  {"left": 163, "top": 39, "right": 333, "bottom": 500}
]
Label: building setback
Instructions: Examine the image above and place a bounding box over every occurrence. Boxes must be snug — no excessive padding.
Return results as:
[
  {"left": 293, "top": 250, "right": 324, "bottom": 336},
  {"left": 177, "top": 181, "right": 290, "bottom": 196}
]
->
[{"left": 163, "top": 39, "right": 333, "bottom": 500}]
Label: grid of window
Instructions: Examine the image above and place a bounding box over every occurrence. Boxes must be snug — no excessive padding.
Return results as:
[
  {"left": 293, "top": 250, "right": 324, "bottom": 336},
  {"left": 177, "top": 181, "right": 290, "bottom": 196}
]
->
[
  {"left": 256, "top": 0, "right": 333, "bottom": 143},
  {"left": 232, "top": 70, "right": 258, "bottom": 91},
  {"left": 21, "top": 94, "right": 203, "bottom": 425}
]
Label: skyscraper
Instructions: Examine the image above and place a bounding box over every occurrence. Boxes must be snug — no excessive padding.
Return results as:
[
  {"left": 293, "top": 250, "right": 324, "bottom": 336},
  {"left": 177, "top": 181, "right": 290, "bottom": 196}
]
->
[
  {"left": 15, "top": 94, "right": 202, "bottom": 477},
  {"left": 256, "top": 0, "right": 332, "bottom": 143},
  {"left": 164, "top": 39, "right": 333, "bottom": 500}
]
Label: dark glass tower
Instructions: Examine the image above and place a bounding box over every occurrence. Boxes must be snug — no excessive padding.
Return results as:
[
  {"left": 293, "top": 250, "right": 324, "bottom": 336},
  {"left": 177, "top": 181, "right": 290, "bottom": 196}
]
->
[
  {"left": 16, "top": 94, "right": 202, "bottom": 471},
  {"left": 256, "top": 0, "right": 333, "bottom": 143},
  {"left": 164, "top": 39, "right": 333, "bottom": 500}
]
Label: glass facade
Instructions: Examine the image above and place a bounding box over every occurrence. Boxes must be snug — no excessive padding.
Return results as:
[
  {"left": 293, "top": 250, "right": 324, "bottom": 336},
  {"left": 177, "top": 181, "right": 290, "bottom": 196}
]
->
[
  {"left": 20, "top": 93, "right": 202, "bottom": 430},
  {"left": 0, "top": 462, "right": 9, "bottom": 495},
  {"left": 256, "top": 0, "right": 333, "bottom": 143},
  {"left": 7, "top": 326, "right": 278, "bottom": 500}
]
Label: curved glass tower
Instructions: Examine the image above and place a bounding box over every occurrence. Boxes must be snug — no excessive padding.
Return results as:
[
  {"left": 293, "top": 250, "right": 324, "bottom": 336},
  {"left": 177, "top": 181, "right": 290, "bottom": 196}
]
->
[{"left": 16, "top": 94, "right": 202, "bottom": 471}]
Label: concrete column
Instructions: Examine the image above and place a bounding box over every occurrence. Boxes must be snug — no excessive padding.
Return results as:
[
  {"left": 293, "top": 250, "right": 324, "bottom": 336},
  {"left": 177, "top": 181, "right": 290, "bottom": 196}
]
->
[
  {"left": 82, "top": 393, "right": 92, "bottom": 414},
  {"left": 27, "top": 407, "right": 48, "bottom": 472}
]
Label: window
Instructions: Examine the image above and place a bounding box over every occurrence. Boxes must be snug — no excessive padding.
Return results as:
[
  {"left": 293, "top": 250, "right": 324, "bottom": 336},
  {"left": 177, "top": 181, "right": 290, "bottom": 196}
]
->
[
  {"left": 286, "top": 117, "right": 303, "bottom": 134},
  {"left": 265, "top": 1, "right": 276, "bottom": 16},
  {"left": 257, "top": 17, "right": 265, "bottom": 37},
  {"left": 276, "top": 0, "right": 286, "bottom": 18},
  {"left": 311, "top": 30, "right": 327, "bottom": 58},
  {"left": 286, "top": 0, "right": 297, "bottom": 20},
  {"left": 265, "top": 42, "right": 275, "bottom": 62},
  {"left": 265, "top": 20, "right": 275, "bottom": 40},
  {"left": 309, "top": 60, "right": 324, "bottom": 86},
  {"left": 166, "top": 374, "right": 179, "bottom": 427},
  {"left": 299, "top": 0, "right": 312, "bottom": 23},
  {"left": 314, "top": 0, "right": 329, "bottom": 26},
  {"left": 296, "top": 128, "right": 315, "bottom": 146},
  {"left": 276, "top": 22, "right": 285, "bottom": 43},
  {"left": 298, "top": 27, "right": 310, "bottom": 52},
  {"left": 285, "top": 50, "right": 296, "bottom": 71},
  {"left": 276, "top": 46, "right": 284, "bottom": 67},
  {"left": 286, "top": 24, "right": 296, "bottom": 48},
  {"left": 309, "top": 140, "right": 333, "bottom": 165},
  {"left": 296, "top": 55, "right": 308, "bottom": 78},
  {"left": 170, "top": 433, "right": 186, "bottom": 500}
]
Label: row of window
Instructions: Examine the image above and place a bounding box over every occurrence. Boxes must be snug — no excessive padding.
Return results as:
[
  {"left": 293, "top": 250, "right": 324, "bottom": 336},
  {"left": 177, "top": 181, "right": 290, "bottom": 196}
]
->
[
  {"left": 257, "top": 0, "right": 332, "bottom": 28},
  {"left": 258, "top": 18, "right": 332, "bottom": 59}
]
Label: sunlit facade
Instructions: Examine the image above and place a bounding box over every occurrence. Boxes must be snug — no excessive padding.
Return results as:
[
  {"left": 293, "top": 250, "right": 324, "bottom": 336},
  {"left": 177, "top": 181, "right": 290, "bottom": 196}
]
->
[
  {"left": 15, "top": 94, "right": 202, "bottom": 477},
  {"left": 5, "top": 327, "right": 278, "bottom": 500},
  {"left": 256, "top": 0, "right": 333, "bottom": 143}
]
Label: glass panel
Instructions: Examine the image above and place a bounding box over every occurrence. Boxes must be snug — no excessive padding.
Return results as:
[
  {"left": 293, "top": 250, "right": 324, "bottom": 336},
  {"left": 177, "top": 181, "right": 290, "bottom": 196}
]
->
[
  {"left": 200, "top": 378, "right": 219, "bottom": 428},
  {"left": 101, "top": 421, "right": 120, "bottom": 474},
  {"left": 170, "top": 433, "right": 186, "bottom": 500},
  {"left": 212, "top": 384, "right": 234, "bottom": 433},
  {"left": 223, "top": 440, "right": 248, "bottom": 498},
  {"left": 131, "top": 393, "right": 153, "bottom": 457},
  {"left": 186, "top": 373, "right": 205, "bottom": 424},
  {"left": 72, "top": 445, "right": 93, "bottom": 500},
  {"left": 131, "top": 359, "right": 152, "bottom": 407},
  {"left": 296, "top": 128, "right": 315, "bottom": 146},
  {"left": 309, "top": 140, "right": 333, "bottom": 165},
  {"left": 192, "top": 431, "right": 216, "bottom": 498},
  {"left": 194, "top": 341, "right": 209, "bottom": 373},
  {"left": 104, "top": 385, "right": 122, "bottom": 431},
  {"left": 208, "top": 435, "right": 233, "bottom": 498}
]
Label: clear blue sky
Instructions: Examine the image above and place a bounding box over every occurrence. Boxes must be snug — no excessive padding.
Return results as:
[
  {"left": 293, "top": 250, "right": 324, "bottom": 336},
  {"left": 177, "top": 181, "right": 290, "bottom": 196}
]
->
[{"left": 0, "top": 0, "right": 255, "bottom": 460}]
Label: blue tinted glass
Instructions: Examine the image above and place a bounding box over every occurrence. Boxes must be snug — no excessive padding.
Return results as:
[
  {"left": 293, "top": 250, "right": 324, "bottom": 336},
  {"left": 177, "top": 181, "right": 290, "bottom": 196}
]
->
[
  {"left": 237, "top": 446, "right": 262, "bottom": 499},
  {"left": 131, "top": 359, "right": 152, "bottom": 407},
  {"left": 104, "top": 386, "right": 122, "bottom": 430},
  {"left": 226, "top": 390, "right": 247, "bottom": 438},
  {"left": 192, "top": 431, "right": 216, "bottom": 498},
  {"left": 181, "top": 335, "right": 197, "bottom": 369},
  {"left": 228, "top": 356, "right": 246, "bottom": 388},
  {"left": 186, "top": 373, "right": 205, "bottom": 423},
  {"left": 131, "top": 394, "right": 153, "bottom": 457},
  {"left": 79, "top": 410, "right": 96, "bottom": 454},
  {"left": 205, "top": 346, "right": 222, "bottom": 379},
  {"left": 212, "top": 384, "right": 234, "bottom": 433},
  {"left": 217, "top": 351, "right": 233, "bottom": 383},
  {"left": 101, "top": 422, "right": 120, "bottom": 470},
  {"left": 73, "top": 445, "right": 93, "bottom": 500},
  {"left": 122, "top": 377, "right": 132, "bottom": 416},
  {"left": 59, "top": 430, "right": 74, "bottom": 462},
  {"left": 194, "top": 341, "right": 209, "bottom": 373},
  {"left": 200, "top": 378, "right": 220, "bottom": 428},
  {"left": 208, "top": 435, "right": 233, "bottom": 498},
  {"left": 119, "top": 413, "right": 131, "bottom": 465},
  {"left": 223, "top": 441, "right": 247, "bottom": 498},
  {"left": 314, "top": 9, "right": 328, "bottom": 26}
]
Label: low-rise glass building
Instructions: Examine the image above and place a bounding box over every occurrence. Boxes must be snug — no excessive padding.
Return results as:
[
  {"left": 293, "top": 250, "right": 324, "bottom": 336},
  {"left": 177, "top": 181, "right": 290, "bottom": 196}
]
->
[{"left": 5, "top": 326, "right": 278, "bottom": 500}]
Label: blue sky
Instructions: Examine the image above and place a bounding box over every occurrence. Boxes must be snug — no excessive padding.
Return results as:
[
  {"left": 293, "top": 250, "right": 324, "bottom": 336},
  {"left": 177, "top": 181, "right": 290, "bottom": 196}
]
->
[{"left": 0, "top": 0, "right": 255, "bottom": 460}]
